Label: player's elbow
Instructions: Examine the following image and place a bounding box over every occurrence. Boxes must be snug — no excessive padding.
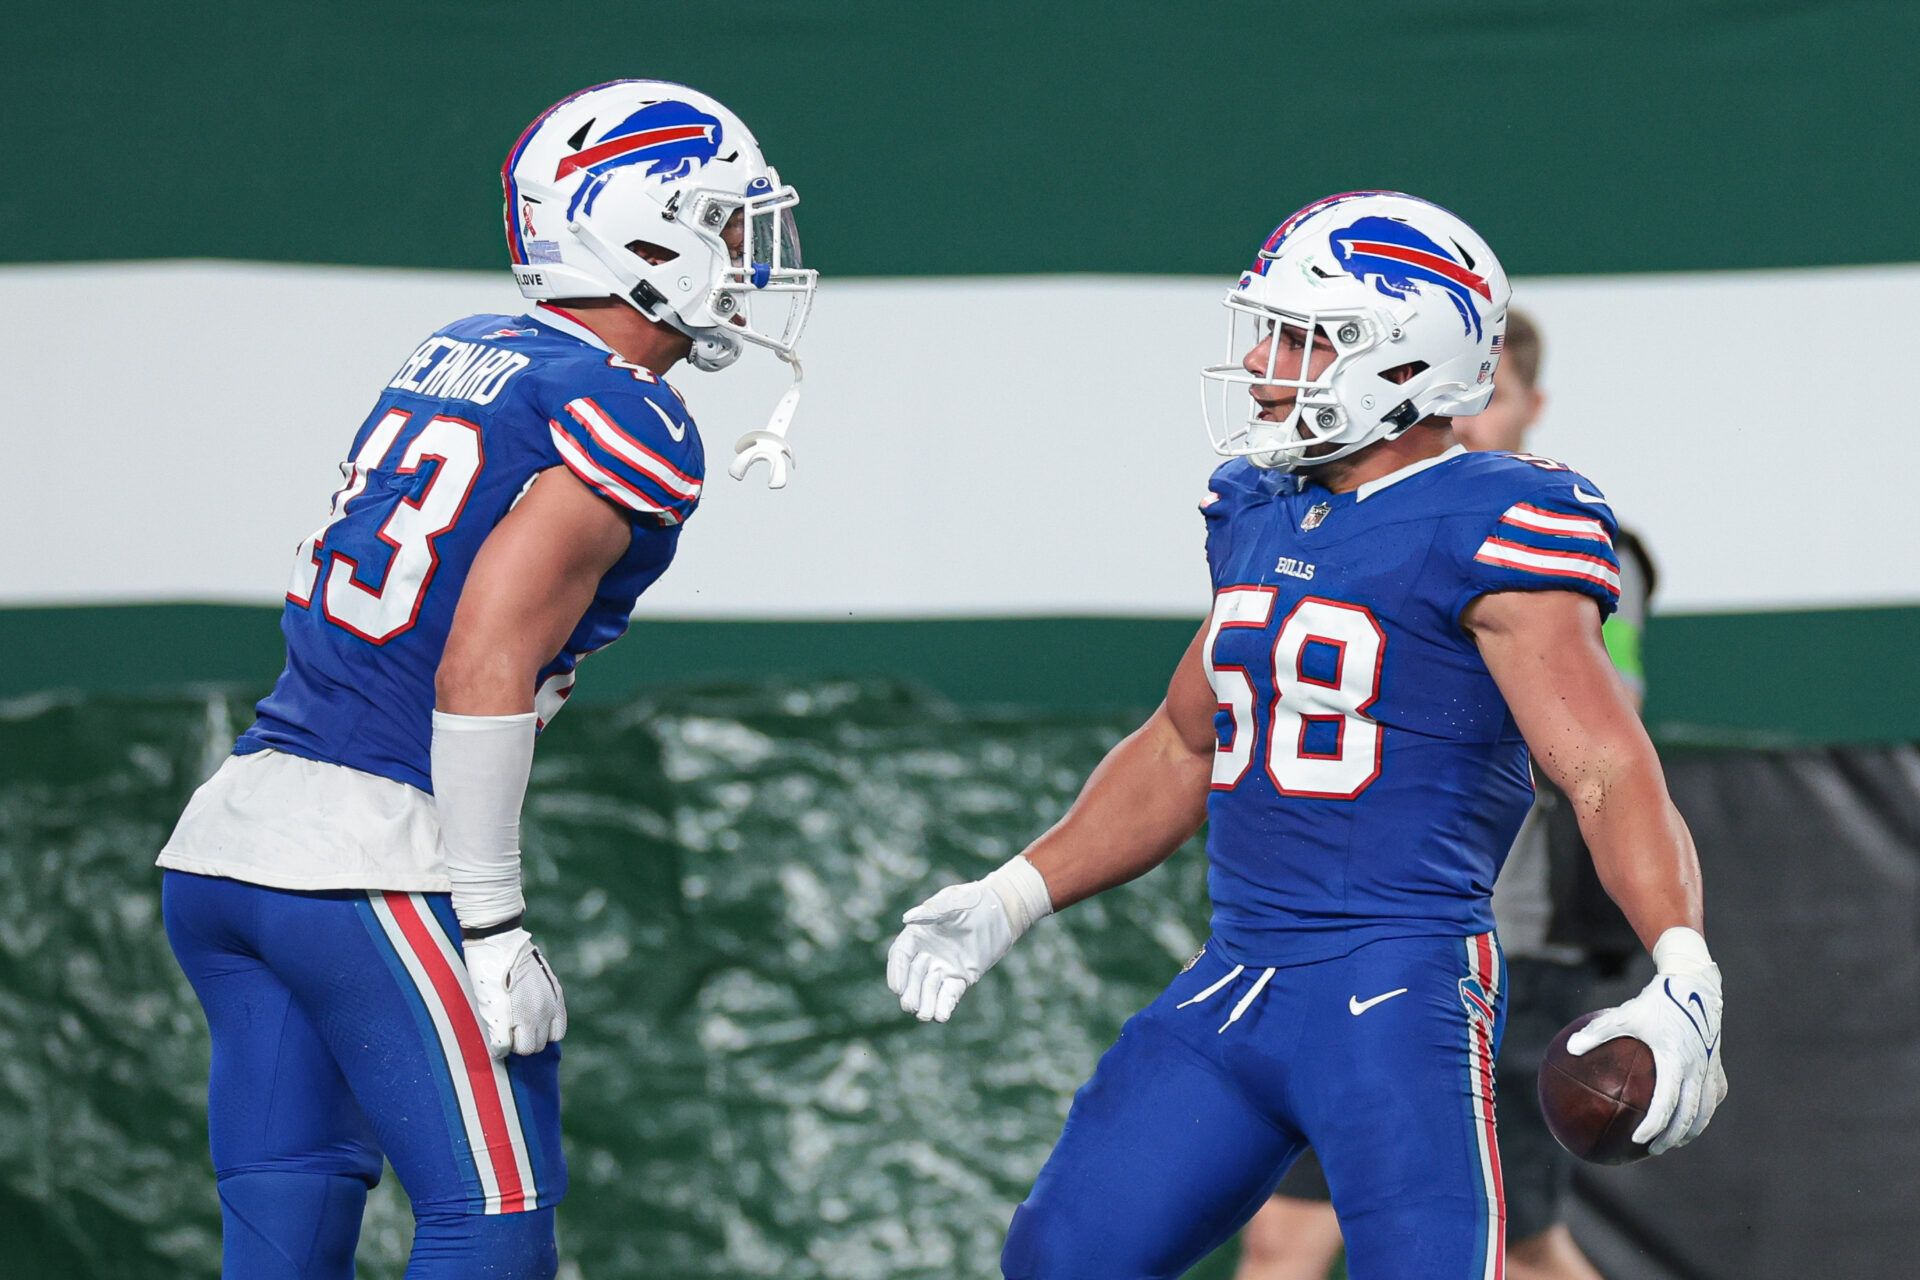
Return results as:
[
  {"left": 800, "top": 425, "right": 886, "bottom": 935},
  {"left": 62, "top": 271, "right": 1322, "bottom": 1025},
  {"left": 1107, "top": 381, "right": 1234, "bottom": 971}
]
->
[
  {"left": 1563, "top": 770, "right": 1609, "bottom": 824},
  {"left": 1557, "top": 743, "right": 1658, "bottom": 830},
  {"left": 436, "top": 635, "right": 538, "bottom": 716}
]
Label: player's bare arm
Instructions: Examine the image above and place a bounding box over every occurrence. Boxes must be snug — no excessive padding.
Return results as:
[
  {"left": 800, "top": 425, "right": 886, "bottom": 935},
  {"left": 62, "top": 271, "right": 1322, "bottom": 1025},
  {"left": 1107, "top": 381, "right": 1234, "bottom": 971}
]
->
[
  {"left": 430, "top": 466, "right": 636, "bottom": 1059},
  {"left": 1020, "top": 625, "right": 1217, "bottom": 909},
  {"left": 1467, "top": 586, "right": 1727, "bottom": 1155},
  {"left": 438, "top": 467, "right": 633, "bottom": 715},
  {"left": 885, "top": 626, "right": 1216, "bottom": 1021},
  {"left": 1464, "top": 588, "right": 1701, "bottom": 947}
]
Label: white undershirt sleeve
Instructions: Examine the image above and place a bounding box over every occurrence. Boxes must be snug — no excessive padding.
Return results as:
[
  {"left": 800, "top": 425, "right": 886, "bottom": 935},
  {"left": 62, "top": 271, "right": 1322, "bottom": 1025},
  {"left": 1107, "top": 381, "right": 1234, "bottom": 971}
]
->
[{"left": 431, "top": 710, "right": 538, "bottom": 929}]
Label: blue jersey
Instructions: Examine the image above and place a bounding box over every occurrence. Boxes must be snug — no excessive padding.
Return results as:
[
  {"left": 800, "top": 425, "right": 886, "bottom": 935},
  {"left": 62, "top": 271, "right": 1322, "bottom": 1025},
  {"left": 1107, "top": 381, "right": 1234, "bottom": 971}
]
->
[
  {"left": 236, "top": 306, "right": 705, "bottom": 792},
  {"left": 1198, "top": 446, "right": 1621, "bottom": 966}
]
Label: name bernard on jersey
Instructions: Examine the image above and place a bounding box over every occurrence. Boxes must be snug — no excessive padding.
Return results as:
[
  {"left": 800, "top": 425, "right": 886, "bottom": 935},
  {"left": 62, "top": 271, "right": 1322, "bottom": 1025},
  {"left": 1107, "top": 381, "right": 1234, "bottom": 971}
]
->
[
  {"left": 1274, "top": 556, "right": 1316, "bottom": 581},
  {"left": 386, "top": 336, "right": 532, "bottom": 405}
]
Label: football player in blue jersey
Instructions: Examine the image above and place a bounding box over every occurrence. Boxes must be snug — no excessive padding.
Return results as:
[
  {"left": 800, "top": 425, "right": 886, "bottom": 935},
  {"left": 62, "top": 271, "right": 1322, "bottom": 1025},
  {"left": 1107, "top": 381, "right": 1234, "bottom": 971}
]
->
[
  {"left": 157, "top": 81, "right": 815, "bottom": 1279},
  {"left": 887, "top": 192, "right": 1727, "bottom": 1280}
]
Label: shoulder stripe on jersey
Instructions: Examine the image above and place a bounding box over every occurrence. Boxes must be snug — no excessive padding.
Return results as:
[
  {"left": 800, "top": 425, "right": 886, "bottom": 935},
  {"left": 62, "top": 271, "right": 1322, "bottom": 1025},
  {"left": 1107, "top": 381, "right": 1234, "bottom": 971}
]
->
[
  {"left": 548, "top": 423, "right": 682, "bottom": 524},
  {"left": 1501, "top": 502, "right": 1611, "bottom": 545},
  {"left": 564, "top": 398, "right": 701, "bottom": 500},
  {"left": 1474, "top": 537, "right": 1621, "bottom": 595}
]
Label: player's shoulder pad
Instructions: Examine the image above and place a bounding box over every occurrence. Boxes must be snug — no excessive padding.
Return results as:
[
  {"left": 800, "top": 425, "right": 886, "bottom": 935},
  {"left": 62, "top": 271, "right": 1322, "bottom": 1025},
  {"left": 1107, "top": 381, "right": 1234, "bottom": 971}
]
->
[
  {"left": 536, "top": 353, "right": 705, "bottom": 526},
  {"left": 1199, "top": 457, "right": 1284, "bottom": 524},
  {"left": 1445, "top": 450, "right": 1615, "bottom": 523},
  {"left": 1449, "top": 451, "right": 1622, "bottom": 610}
]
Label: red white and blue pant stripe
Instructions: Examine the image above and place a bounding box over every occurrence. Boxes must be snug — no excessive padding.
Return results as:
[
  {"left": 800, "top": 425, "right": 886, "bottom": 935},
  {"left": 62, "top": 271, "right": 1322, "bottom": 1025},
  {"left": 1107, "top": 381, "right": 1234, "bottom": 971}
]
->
[{"left": 163, "top": 871, "right": 564, "bottom": 1277}]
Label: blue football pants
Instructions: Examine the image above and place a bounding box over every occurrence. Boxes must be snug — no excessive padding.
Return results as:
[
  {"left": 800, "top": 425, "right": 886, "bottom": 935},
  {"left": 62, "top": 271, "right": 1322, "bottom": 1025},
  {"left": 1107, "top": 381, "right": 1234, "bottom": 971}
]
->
[
  {"left": 1002, "top": 933, "right": 1507, "bottom": 1280},
  {"left": 163, "top": 871, "right": 565, "bottom": 1279}
]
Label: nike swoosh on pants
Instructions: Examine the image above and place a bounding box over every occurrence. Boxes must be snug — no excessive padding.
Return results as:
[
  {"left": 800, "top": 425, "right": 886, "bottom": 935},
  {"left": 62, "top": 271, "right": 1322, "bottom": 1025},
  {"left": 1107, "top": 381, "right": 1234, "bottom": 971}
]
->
[{"left": 1349, "top": 987, "right": 1410, "bottom": 1016}]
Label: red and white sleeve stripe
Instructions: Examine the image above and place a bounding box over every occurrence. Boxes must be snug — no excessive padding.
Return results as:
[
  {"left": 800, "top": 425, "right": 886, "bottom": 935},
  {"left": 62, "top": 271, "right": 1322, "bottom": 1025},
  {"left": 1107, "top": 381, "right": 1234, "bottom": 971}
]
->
[
  {"left": 1473, "top": 536, "right": 1621, "bottom": 595},
  {"left": 547, "top": 422, "right": 680, "bottom": 524},
  {"left": 1497, "top": 502, "right": 1611, "bottom": 544},
  {"left": 562, "top": 397, "right": 702, "bottom": 502}
]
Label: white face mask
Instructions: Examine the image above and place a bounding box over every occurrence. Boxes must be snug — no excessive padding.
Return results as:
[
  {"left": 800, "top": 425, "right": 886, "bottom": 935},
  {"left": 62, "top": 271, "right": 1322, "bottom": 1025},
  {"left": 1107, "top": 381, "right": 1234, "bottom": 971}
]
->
[{"left": 1200, "top": 299, "right": 1399, "bottom": 471}]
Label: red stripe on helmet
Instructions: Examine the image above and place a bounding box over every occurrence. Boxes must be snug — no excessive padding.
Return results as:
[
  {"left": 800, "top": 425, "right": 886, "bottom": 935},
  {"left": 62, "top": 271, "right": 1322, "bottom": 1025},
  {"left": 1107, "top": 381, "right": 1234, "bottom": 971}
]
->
[
  {"left": 554, "top": 123, "right": 712, "bottom": 180},
  {"left": 1345, "top": 240, "right": 1493, "bottom": 299}
]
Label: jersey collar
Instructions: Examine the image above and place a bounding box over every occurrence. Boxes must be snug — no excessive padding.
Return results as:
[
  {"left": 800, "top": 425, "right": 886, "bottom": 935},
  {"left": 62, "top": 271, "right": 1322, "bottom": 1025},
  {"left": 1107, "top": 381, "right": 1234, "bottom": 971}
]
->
[
  {"left": 1354, "top": 444, "right": 1466, "bottom": 502},
  {"left": 532, "top": 303, "right": 612, "bottom": 353}
]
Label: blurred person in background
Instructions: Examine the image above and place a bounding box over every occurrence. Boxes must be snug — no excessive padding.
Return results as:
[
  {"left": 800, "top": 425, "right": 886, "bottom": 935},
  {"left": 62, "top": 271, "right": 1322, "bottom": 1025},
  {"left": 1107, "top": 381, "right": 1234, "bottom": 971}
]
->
[
  {"left": 153, "top": 81, "right": 814, "bottom": 1279},
  {"left": 1232, "top": 310, "right": 1658, "bottom": 1280}
]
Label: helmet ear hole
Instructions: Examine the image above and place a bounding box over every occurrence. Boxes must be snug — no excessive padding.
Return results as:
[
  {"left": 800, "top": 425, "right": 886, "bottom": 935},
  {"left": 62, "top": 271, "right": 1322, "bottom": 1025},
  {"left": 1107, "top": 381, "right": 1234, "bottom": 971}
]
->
[
  {"left": 627, "top": 240, "right": 680, "bottom": 266},
  {"left": 1381, "top": 360, "right": 1428, "bottom": 386}
]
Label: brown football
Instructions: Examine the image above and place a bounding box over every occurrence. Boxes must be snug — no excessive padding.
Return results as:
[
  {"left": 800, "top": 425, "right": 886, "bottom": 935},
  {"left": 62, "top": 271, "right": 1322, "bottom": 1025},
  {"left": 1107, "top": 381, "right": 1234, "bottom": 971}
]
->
[{"left": 1537, "top": 1010, "right": 1656, "bottom": 1165}]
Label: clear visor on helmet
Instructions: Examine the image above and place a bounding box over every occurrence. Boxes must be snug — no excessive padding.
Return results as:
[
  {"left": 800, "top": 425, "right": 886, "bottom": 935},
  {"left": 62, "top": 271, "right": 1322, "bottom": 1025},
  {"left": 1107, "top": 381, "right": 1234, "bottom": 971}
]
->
[
  {"left": 684, "top": 178, "right": 816, "bottom": 355},
  {"left": 1199, "top": 295, "right": 1378, "bottom": 469}
]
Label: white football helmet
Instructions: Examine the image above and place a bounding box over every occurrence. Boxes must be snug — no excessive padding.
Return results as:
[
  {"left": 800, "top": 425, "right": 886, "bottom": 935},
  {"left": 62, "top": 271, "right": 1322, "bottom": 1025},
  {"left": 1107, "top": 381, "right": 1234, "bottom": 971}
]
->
[
  {"left": 503, "top": 81, "right": 817, "bottom": 485},
  {"left": 1200, "top": 191, "right": 1510, "bottom": 471}
]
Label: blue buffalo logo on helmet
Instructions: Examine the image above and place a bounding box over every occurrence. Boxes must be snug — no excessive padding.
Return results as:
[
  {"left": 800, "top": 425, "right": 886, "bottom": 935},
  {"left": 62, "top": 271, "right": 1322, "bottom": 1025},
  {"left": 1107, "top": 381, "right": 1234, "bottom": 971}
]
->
[
  {"left": 1457, "top": 975, "right": 1495, "bottom": 1027},
  {"left": 558, "top": 101, "right": 726, "bottom": 218},
  {"left": 1330, "top": 216, "right": 1494, "bottom": 340}
]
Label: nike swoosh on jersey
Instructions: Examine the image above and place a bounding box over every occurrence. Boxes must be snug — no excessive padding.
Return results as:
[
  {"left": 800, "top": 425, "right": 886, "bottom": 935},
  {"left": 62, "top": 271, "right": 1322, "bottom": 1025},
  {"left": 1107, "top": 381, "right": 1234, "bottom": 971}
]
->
[
  {"left": 1572, "top": 485, "right": 1610, "bottom": 505},
  {"left": 646, "top": 397, "right": 686, "bottom": 442},
  {"left": 1348, "top": 987, "right": 1410, "bottom": 1015}
]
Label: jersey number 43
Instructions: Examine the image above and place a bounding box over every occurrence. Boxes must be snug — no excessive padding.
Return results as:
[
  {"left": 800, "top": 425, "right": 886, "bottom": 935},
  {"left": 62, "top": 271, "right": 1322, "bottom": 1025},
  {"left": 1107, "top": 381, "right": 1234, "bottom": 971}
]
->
[
  {"left": 1204, "top": 586, "right": 1386, "bottom": 800},
  {"left": 287, "top": 410, "right": 484, "bottom": 643}
]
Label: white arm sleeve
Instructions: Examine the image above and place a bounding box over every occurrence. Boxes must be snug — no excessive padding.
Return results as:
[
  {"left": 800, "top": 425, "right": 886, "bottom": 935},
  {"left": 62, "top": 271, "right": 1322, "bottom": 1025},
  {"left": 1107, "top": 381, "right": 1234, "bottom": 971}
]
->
[{"left": 431, "top": 710, "right": 537, "bottom": 930}]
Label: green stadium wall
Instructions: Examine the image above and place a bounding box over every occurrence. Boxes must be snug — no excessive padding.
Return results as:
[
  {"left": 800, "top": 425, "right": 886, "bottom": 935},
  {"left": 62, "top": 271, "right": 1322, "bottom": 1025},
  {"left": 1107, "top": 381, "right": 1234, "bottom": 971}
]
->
[
  {"left": 7, "top": 603, "right": 1920, "bottom": 748},
  {"left": 6, "top": 3, "right": 1914, "bottom": 278}
]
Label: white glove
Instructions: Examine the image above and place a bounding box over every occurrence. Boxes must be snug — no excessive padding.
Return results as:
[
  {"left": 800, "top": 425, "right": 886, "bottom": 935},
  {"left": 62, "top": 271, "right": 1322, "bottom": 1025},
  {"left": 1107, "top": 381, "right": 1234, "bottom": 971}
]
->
[
  {"left": 1568, "top": 926, "right": 1727, "bottom": 1155},
  {"left": 886, "top": 856, "right": 1054, "bottom": 1023},
  {"left": 463, "top": 927, "right": 568, "bottom": 1059}
]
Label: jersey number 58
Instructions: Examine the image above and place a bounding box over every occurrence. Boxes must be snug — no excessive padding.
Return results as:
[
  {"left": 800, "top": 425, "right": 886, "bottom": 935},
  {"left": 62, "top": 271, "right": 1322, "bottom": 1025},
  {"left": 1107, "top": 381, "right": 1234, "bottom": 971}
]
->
[{"left": 1203, "top": 587, "right": 1386, "bottom": 800}]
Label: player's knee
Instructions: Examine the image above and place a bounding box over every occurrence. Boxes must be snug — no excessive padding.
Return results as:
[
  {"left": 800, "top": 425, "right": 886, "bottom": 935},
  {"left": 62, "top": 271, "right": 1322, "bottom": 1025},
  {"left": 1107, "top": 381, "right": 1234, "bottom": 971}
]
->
[
  {"left": 408, "top": 1206, "right": 558, "bottom": 1280},
  {"left": 217, "top": 1170, "right": 369, "bottom": 1280},
  {"left": 1236, "top": 1198, "right": 1342, "bottom": 1270}
]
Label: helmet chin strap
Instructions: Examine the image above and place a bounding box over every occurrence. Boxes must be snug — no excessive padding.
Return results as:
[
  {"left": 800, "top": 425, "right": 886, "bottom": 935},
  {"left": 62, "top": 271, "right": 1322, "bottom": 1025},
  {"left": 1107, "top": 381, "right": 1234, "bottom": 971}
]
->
[{"left": 728, "top": 350, "right": 803, "bottom": 489}]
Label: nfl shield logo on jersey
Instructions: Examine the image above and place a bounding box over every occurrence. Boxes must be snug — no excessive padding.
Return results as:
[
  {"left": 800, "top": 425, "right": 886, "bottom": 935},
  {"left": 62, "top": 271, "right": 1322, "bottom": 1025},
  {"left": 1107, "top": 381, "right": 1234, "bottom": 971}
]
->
[{"left": 1301, "top": 502, "right": 1332, "bottom": 531}]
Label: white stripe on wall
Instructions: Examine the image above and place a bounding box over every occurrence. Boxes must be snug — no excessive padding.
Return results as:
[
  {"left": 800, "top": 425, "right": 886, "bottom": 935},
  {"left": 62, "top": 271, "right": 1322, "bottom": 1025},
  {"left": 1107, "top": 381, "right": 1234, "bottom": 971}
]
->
[{"left": 2, "top": 260, "right": 1916, "bottom": 613}]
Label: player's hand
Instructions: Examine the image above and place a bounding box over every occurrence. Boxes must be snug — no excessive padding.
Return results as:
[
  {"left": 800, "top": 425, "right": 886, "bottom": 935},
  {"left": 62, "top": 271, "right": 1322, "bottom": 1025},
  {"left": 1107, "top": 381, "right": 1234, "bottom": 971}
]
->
[
  {"left": 463, "top": 928, "right": 568, "bottom": 1058},
  {"left": 887, "top": 882, "right": 1015, "bottom": 1023},
  {"left": 1568, "top": 927, "right": 1726, "bottom": 1155},
  {"left": 886, "top": 856, "right": 1054, "bottom": 1023}
]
